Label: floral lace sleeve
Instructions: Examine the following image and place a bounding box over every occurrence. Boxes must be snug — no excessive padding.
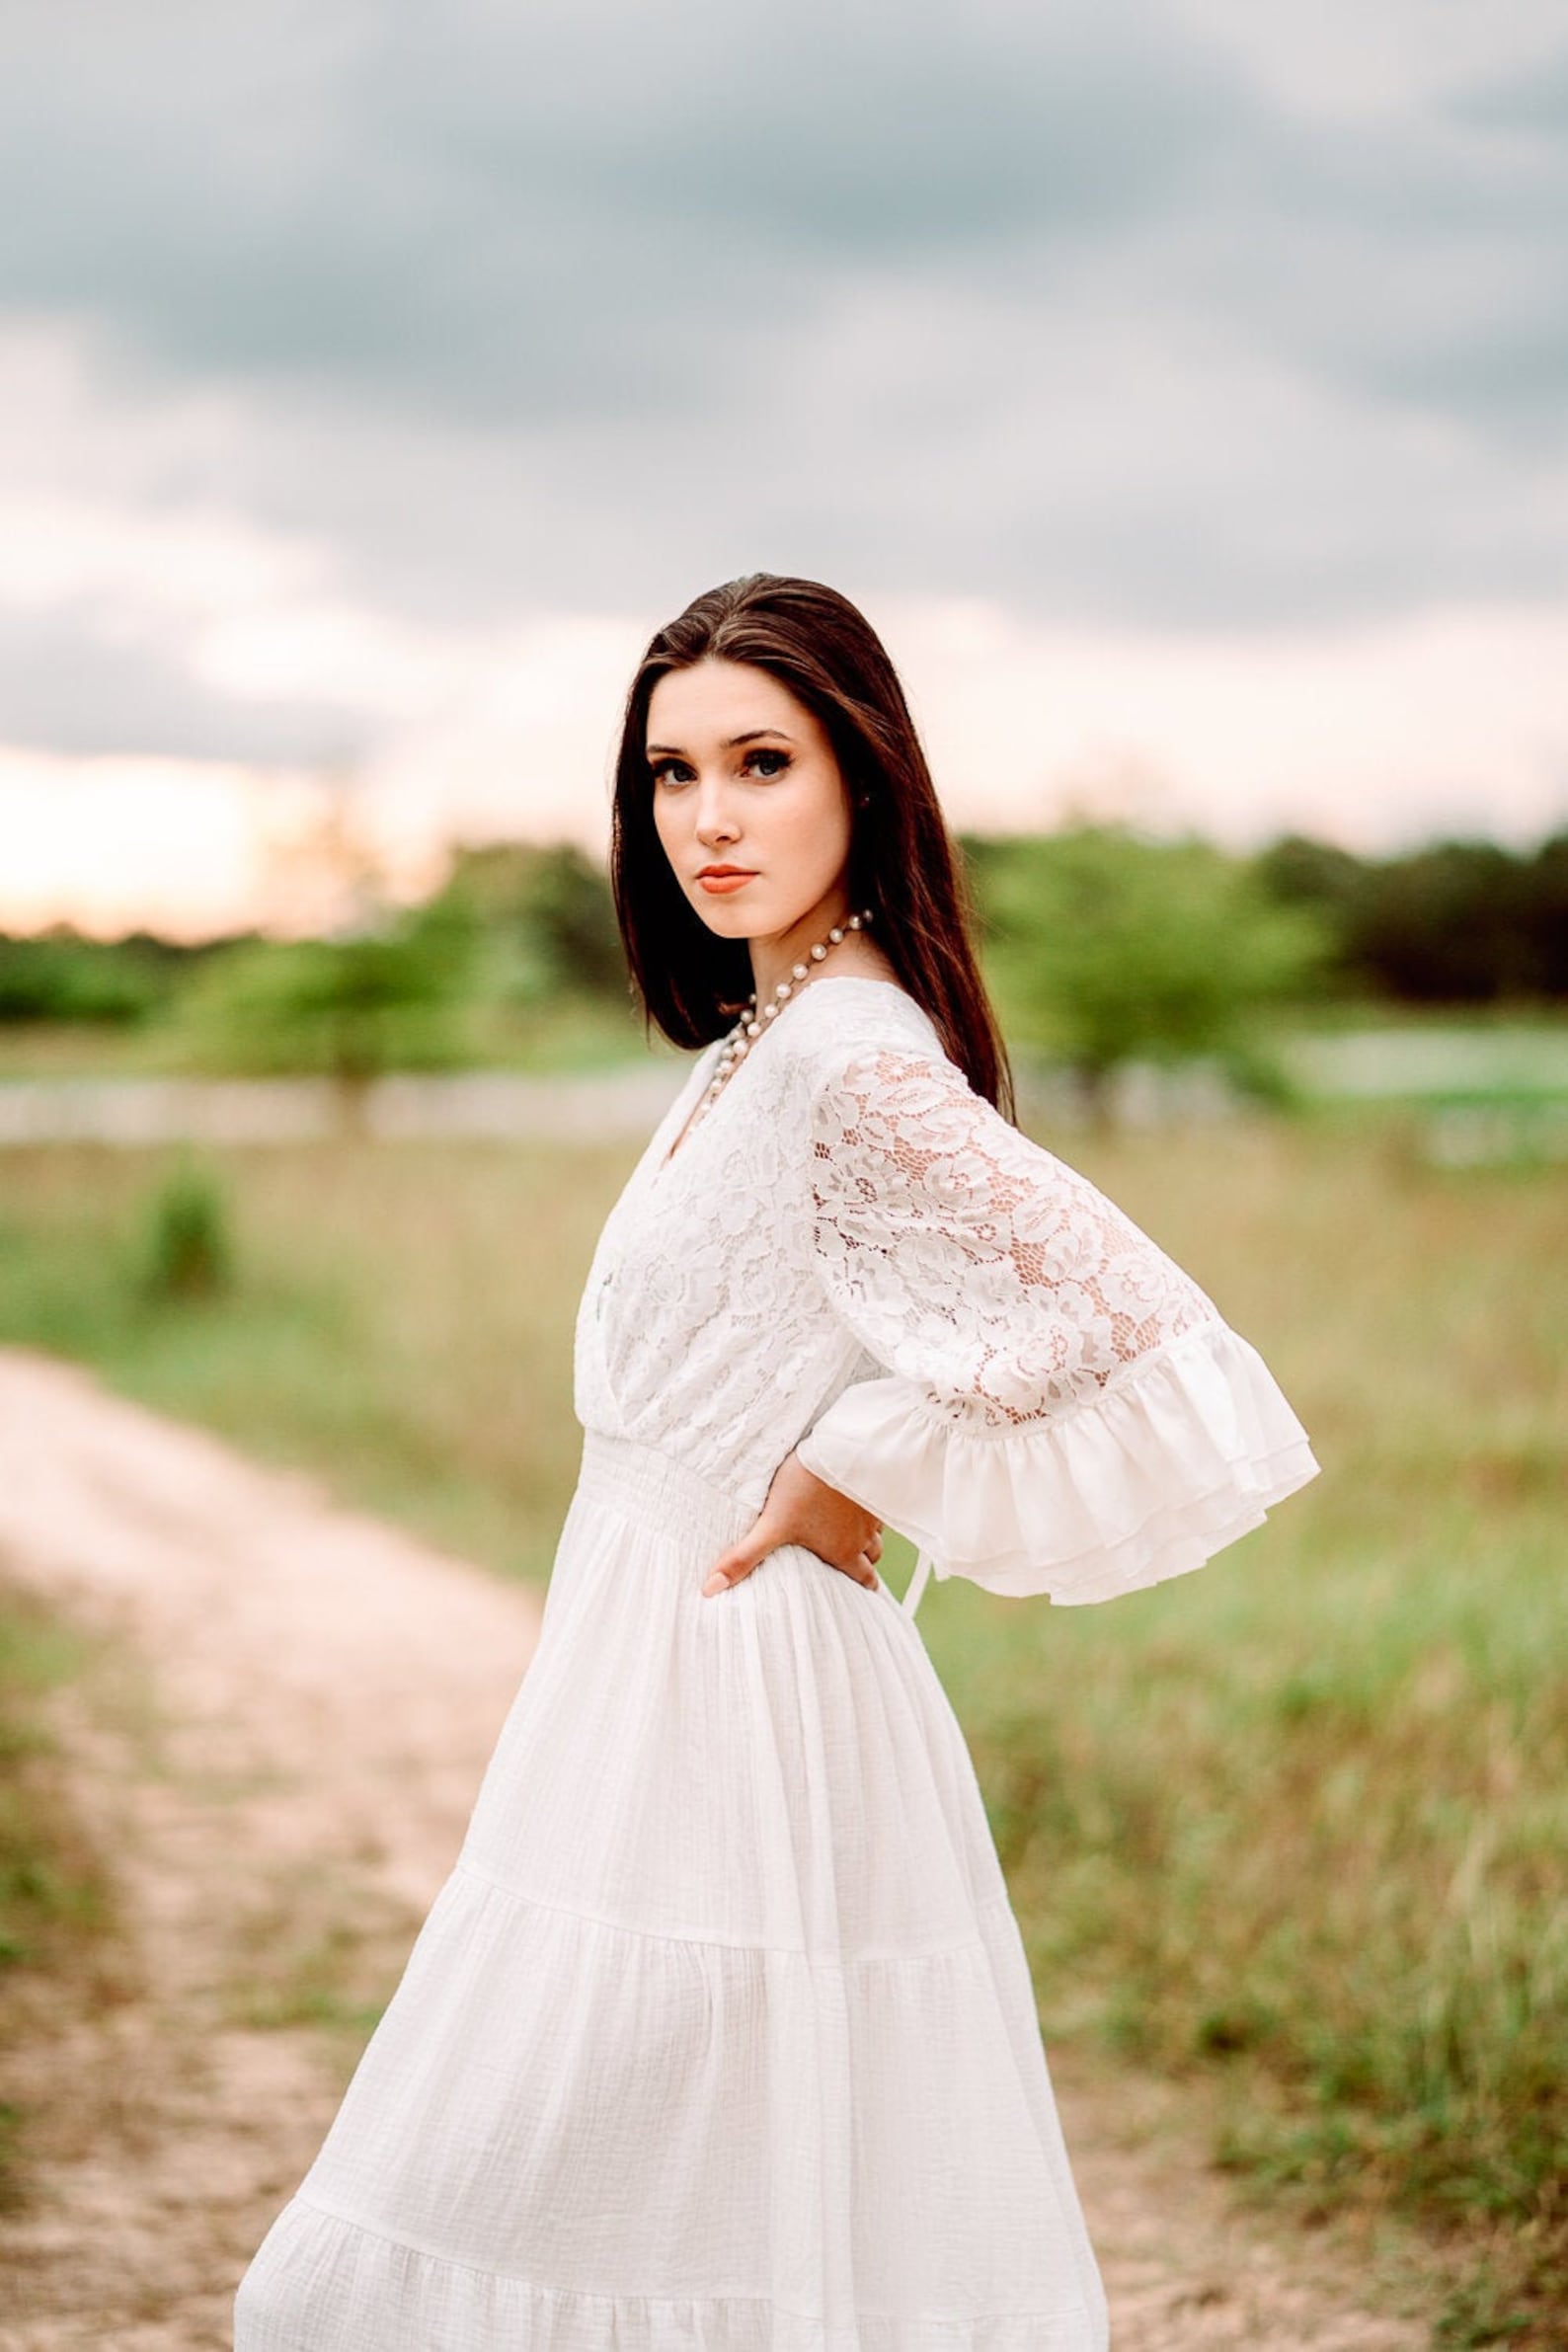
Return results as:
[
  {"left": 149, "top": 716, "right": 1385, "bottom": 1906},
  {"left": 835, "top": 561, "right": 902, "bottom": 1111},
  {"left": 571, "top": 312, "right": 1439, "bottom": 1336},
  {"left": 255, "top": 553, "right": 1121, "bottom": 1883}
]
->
[{"left": 791, "top": 1043, "right": 1319, "bottom": 1605}]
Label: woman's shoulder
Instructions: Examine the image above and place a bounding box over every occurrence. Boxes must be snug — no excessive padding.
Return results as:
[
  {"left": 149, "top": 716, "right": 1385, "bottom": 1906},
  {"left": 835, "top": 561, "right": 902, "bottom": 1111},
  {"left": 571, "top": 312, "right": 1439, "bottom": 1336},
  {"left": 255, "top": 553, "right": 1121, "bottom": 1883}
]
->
[
  {"left": 771, "top": 977, "right": 959, "bottom": 1137},
  {"left": 775, "top": 972, "right": 945, "bottom": 1075}
]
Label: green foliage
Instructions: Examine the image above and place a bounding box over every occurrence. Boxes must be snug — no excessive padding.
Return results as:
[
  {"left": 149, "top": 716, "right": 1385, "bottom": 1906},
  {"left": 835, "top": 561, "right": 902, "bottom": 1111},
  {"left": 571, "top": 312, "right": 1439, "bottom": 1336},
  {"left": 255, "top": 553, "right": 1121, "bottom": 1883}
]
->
[
  {"left": 0, "top": 932, "right": 175, "bottom": 1026},
  {"left": 1258, "top": 827, "right": 1568, "bottom": 1005},
  {"left": 0, "top": 1581, "right": 116, "bottom": 2206},
  {"left": 7, "top": 821, "right": 1564, "bottom": 1094},
  {"left": 979, "top": 823, "right": 1334, "bottom": 1104},
  {"left": 170, "top": 848, "right": 627, "bottom": 1085},
  {"left": 431, "top": 840, "right": 625, "bottom": 1004},
  {"left": 138, "top": 1158, "right": 236, "bottom": 1301},
  {"left": 181, "top": 897, "right": 482, "bottom": 1082},
  {"left": 523, "top": 842, "right": 627, "bottom": 997}
]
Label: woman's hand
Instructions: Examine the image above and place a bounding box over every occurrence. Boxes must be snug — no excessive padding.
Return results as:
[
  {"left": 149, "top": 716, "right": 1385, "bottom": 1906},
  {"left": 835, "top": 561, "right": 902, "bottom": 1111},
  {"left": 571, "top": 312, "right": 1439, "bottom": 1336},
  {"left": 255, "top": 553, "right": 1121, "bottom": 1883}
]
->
[{"left": 700, "top": 1450, "right": 884, "bottom": 1598}]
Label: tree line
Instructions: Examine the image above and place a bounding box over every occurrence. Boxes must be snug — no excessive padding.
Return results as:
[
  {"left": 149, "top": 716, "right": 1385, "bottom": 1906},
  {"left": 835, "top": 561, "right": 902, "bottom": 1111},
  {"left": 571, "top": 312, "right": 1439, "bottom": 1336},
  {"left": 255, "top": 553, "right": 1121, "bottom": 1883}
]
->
[
  {"left": 1253, "top": 828, "right": 1568, "bottom": 1003},
  {"left": 0, "top": 824, "right": 1563, "bottom": 1070}
]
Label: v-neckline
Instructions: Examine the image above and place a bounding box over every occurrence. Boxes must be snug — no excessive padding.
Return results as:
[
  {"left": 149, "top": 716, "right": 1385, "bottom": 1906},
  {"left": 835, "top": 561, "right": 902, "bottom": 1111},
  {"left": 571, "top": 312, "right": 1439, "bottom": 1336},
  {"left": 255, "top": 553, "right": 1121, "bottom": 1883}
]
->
[
  {"left": 654, "top": 1041, "right": 727, "bottom": 1178},
  {"left": 650, "top": 973, "right": 915, "bottom": 1185}
]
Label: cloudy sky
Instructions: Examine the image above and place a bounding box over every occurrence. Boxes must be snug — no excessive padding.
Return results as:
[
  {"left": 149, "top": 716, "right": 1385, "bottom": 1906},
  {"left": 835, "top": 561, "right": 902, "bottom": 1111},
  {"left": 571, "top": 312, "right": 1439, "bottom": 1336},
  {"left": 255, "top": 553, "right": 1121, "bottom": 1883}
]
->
[{"left": 3, "top": 0, "right": 1565, "bottom": 933}]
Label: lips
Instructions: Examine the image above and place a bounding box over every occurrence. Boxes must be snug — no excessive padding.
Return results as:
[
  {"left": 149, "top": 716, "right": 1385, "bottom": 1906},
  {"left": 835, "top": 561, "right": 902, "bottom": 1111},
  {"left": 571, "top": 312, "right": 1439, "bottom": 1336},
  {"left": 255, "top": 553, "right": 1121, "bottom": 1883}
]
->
[{"left": 698, "top": 867, "right": 757, "bottom": 879}]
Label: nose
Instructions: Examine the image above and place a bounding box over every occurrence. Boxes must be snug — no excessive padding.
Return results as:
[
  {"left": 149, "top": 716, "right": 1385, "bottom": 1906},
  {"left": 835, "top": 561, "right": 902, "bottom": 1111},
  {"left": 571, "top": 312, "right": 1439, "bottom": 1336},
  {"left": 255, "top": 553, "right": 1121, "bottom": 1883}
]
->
[{"left": 693, "top": 775, "right": 741, "bottom": 846}]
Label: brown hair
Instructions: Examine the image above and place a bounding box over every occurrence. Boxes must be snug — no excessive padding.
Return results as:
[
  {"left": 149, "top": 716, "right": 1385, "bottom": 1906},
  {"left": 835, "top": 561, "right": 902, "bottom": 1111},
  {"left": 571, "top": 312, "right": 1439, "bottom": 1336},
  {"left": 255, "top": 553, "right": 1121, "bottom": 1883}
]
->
[{"left": 607, "top": 572, "right": 1015, "bottom": 1120}]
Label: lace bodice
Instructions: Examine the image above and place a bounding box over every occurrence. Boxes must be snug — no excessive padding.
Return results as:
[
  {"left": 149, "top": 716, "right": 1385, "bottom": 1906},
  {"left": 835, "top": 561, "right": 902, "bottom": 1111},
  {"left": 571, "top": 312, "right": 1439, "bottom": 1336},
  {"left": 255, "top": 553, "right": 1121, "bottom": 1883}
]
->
[{"left": 575, "top": 977, "right": 1318, "bottom": 1606}]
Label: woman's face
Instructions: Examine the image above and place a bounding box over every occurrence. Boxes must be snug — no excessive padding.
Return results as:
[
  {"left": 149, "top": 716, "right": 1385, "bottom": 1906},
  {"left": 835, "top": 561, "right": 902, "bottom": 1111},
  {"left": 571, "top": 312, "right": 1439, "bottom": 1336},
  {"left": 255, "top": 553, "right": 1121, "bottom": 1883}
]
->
[{"left": 645, "top": 658, "right": 854, "bottom": 947}]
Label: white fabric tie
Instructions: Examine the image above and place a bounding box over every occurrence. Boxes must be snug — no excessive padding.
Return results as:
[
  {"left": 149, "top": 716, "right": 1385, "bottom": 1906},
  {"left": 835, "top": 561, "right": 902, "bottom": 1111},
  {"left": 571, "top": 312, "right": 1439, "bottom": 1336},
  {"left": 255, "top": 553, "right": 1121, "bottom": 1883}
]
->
[{"left": 901, "top": 1547, "right": 935, "bottom": 1619}]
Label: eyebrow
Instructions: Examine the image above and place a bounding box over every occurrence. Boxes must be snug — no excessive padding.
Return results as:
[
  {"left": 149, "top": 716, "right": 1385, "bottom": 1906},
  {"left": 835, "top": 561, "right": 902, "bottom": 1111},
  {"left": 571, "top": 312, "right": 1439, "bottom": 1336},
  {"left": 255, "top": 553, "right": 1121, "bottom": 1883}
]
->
[{"left": 645, "top": 729, "right": 796, "bottom": 756}]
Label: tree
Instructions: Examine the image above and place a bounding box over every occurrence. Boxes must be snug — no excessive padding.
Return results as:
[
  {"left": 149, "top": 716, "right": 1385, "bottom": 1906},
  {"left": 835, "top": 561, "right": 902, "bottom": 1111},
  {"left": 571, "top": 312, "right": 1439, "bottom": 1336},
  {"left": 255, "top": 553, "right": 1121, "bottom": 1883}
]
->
[
  {"left": 1352, "top": 839, "right": 1534, "bottom": 1003},
  {"left": 0, "top": 930, "right": 174, "bottom": 1025},
  {"left": 1529, "top": 829, "right": 1568, "bottom": 996},
  {"left": 431, "top": 841, "right": 625, "bottom": 1005},
  {"left": 980, "top": 823, "right": 1334, "bottom": 1120},
  {"left": 181, "top": 896, "right": 482, "bottom": 1125}
]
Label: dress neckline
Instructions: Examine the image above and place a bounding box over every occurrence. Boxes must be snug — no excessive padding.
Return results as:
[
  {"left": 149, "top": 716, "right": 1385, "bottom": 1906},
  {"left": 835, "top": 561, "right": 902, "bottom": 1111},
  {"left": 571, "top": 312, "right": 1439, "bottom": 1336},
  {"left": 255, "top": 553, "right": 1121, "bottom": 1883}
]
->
[{"left": 654, "top": 974, "right": 920, "bottom": 1179}]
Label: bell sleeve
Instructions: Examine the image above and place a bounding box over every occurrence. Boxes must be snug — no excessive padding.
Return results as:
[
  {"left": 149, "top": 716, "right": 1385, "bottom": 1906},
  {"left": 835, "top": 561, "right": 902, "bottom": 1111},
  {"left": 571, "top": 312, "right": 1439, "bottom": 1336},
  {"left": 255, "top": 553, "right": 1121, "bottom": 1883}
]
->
[{"left": 790, "top": 1041, "right": 1319, "bottom": 1606}]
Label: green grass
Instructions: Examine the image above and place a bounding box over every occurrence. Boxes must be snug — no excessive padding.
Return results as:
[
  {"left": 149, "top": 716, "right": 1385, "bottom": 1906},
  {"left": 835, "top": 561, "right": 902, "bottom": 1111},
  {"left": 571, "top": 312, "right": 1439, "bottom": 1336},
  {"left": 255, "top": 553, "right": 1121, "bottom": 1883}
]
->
[
  {"left": 0, "top": 1580, "right": 119, "bottom": 2207},
  {"left": 224, "top": 1883, "right": 397, "bottom": 2075},
  {"left": 7, "top": 992, "right": 1565, "bottom": 1095},
  {"left": 0, "top": 1137, "right": 606, "bottom": 1580},
  {"left": 0, "top": 1590, "right": 108, "bottom": 1961},
  {"left": 0, "top": 989, "right": 670, "bottom": 1082},
  {"left": 934, "top": 1116, "right": 1568, "bottom": 2340},
  {"left": 0, "top": 1111, "right": 1562, "bottom": 2334}
]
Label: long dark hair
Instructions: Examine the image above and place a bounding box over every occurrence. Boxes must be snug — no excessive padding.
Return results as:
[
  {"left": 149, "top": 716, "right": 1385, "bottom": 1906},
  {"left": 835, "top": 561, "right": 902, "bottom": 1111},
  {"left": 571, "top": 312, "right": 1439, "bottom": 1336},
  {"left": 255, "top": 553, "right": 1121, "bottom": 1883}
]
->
[{"left": 607, "top": 572, "right": 1015, "bottom": 1121}]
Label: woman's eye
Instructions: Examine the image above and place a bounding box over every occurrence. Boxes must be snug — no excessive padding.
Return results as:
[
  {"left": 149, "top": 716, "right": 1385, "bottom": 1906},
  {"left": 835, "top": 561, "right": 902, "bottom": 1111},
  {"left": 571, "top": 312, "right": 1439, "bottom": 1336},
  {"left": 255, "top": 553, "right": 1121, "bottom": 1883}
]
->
[{"left": 650, "top": 749, "right": 789, "bottom": 785}]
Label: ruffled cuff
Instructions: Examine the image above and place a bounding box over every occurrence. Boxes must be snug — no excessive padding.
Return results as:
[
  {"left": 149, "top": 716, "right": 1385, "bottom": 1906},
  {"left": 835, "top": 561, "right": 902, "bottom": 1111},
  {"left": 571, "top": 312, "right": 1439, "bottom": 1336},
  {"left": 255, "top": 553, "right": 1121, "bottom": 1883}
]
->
[{"left": 792, "top": 1317, "right": 1320, "bottom": 1606}]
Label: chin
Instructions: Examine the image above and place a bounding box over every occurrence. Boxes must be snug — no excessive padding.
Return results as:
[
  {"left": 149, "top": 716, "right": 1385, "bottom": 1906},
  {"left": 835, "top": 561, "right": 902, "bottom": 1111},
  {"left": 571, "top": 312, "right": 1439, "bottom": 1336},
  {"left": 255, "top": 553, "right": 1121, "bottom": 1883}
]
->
[{"left": 696, "top": 898, "right": 769, "bottom": 935}]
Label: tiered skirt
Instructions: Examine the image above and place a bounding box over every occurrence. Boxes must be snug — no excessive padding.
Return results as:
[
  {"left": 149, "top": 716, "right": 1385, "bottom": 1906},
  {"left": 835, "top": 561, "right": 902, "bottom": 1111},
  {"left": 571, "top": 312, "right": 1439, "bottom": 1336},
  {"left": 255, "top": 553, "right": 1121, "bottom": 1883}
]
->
[{"left": 234, "top": 1428, "right": 1108, "bottom": 2349}]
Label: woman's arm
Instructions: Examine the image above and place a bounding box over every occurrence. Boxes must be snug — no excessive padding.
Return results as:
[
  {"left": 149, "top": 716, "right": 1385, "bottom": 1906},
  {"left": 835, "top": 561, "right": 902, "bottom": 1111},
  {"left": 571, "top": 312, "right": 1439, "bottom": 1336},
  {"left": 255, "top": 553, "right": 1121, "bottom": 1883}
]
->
[{"left": 790, "top": 1040, "right": 1319, "bottom": 1605}]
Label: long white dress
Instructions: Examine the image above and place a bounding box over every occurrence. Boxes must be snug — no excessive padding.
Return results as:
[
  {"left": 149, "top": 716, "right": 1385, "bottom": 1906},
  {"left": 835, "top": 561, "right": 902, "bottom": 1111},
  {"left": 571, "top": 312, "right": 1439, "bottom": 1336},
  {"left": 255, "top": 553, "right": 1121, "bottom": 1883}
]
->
[{"left": 233, "top": 975, "right": 1319, "bottom": 2351}]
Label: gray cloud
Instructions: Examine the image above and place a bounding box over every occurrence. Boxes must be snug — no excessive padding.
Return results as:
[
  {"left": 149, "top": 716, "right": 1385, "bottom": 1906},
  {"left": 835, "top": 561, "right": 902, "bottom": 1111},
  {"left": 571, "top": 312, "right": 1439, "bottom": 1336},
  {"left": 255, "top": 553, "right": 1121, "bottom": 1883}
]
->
[
  {"left": 0, "top": 611, "right": 365, "bottom": 765},
  {"left": 1451, "top": 44, "right": 1568, "bottom": 137},
  {"left": 0, "top": 5, "right": 1253, "bottom": 413},
  {"left": 0, "top": 0, "right": 1563, "bottom": 643}
]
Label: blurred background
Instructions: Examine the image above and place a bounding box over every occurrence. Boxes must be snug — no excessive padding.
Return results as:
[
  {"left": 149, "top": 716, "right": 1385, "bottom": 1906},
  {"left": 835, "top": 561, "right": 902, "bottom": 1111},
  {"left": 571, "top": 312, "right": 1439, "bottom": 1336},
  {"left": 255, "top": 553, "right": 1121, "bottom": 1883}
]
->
[{"left": 0, "top": 4, "right": 1563, "bottom": 2343}]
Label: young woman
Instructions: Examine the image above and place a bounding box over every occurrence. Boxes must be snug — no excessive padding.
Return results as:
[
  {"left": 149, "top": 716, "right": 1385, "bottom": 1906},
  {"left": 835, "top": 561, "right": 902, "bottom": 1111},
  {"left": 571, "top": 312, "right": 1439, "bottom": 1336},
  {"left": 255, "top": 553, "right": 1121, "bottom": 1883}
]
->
[{"left": 234, "top": 573, "right": 1319, "bottom": 2350}]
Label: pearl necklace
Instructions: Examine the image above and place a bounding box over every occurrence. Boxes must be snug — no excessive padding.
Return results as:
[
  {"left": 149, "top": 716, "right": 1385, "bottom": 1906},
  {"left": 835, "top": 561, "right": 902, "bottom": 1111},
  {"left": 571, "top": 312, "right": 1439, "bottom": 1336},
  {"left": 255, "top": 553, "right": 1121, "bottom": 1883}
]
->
[{"left": 698, "top": 906, "right": 875, "bottom": 1121}]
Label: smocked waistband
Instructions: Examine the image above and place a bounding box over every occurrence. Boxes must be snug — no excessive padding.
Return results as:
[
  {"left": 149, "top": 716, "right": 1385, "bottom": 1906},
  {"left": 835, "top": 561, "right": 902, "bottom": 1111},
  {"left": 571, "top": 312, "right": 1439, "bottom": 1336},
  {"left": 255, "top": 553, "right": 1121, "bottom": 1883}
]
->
[
  {"left": 575, "top": 1427, "right": 758, "bottom": 1553},
  {"left": 574, "top": 1427, "right": 931, "bottom": 1621}
]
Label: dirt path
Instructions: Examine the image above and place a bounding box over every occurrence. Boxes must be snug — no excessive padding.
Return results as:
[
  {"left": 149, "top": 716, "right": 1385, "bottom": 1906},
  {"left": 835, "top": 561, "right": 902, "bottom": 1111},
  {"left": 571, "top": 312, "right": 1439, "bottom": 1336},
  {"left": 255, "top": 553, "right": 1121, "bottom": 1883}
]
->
[{"left": 0, "top": 1348, "right": 1432, "bottom": 2350}]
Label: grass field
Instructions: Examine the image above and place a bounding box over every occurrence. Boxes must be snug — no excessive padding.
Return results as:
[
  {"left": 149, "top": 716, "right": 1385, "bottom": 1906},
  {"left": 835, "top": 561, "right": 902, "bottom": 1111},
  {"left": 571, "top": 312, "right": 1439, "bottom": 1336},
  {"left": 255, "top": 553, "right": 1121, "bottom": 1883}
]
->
[
  {"left": 0, "top": 991, "right": 663, "bottom": 1082},
  {"left": 0, "top": 1104, "right": 1563, "bottom": 2339}
]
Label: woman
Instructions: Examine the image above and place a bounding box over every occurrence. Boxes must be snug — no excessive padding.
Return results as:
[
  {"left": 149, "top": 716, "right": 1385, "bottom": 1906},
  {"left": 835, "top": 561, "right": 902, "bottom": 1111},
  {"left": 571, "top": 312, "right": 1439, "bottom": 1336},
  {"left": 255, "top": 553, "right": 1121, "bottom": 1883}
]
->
[{"left": 234, "top": 573, "right": 1319, "bottom": 2349}]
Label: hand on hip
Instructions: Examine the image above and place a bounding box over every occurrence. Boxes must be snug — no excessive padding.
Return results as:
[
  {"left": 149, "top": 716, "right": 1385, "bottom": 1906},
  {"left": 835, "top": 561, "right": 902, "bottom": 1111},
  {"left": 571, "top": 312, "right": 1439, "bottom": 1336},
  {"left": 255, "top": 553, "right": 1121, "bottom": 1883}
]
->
[{"left": 700, "top": 1450, "right": 883, "bottom": 1597}]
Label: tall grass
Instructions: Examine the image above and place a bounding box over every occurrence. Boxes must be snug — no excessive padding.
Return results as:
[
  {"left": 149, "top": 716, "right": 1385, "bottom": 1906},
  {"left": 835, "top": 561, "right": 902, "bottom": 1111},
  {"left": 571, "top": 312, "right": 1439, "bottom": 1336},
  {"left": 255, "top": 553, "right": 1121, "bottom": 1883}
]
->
[
  {"left": 933, "top": 1113, "right": 1568, "bottom": 2340},
  {"left": 0, "top": 1109, "right": 1562, "bottom": 2332},
  {"left": 0, "top": 1582, "right": 118, "bottom": 2207},
  {"left": 137, "top": 1155, "right": 237, "bottom": 1300}
]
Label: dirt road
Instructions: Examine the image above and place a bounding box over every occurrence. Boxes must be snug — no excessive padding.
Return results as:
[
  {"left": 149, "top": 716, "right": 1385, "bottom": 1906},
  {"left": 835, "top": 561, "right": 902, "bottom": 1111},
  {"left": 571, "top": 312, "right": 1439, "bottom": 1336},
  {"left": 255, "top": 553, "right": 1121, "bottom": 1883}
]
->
[{"left": 0, "top": 1348, "right": 1430, "bottom": 2349}]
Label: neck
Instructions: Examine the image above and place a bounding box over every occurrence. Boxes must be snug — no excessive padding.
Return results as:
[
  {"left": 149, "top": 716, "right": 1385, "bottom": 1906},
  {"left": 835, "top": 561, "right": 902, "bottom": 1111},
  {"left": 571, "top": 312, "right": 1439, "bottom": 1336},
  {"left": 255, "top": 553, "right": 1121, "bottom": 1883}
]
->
[{"left": 747, "top": 891, "right": 857, "bottom": 1008}]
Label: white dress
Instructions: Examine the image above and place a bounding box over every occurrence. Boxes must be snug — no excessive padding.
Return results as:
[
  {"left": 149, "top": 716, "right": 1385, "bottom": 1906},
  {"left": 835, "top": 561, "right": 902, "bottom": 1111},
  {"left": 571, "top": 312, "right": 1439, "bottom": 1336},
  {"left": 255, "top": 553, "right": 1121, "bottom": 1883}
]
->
[{"left": 233, "top": 976, "right": 1319, "bottom": 2352}]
